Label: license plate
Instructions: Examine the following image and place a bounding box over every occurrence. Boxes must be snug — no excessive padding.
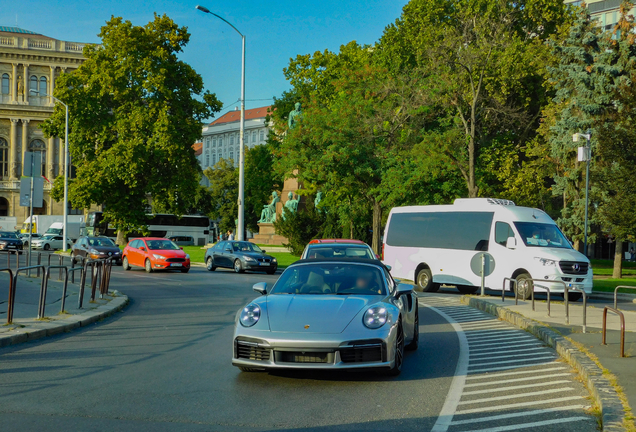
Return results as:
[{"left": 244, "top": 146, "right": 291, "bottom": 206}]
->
[
  {"left": 567, "top": 283, "right": 582, "bottom": 289},
  {"left": 171, "top": 263, "right": 182, "bottom": 267},
  {"left": 7, "top": 245, "right": 15, "bottom": 248},
  {"left": 259, "top": 262, "right": 269, "bottom": 266}
]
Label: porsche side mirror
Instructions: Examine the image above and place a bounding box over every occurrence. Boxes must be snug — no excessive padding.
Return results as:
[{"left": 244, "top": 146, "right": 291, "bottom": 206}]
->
[
  {"left": 253, "top": 282, "right": 267, "bottom": 295},
  {"left": 506, "top": 237, "right": 517, "bottom": 249},
  {"left": 395, "top": 283, "right": 413, "bottom": 298}
]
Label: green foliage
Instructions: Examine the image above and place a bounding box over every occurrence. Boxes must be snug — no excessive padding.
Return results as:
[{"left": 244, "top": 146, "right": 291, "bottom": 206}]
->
[
  {"left": 204, "top": 158, "right": 238, "bottom": 233},
  {"left": 273, "top": 202, "right": 325, "bottom": 256},
  {"left": 40, "top": 14, "right": 221, "bottom": 235}
]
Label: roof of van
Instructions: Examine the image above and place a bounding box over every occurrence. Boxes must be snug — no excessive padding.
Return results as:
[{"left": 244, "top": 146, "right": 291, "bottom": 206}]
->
[{"left": 389, "top": 198, "right": 555, "bottom": 224}]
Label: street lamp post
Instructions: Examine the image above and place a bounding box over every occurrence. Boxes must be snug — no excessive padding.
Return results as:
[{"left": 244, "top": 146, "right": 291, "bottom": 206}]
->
[
  {"left": 30, "top": 89, "right": 69, "bottom": 251},
  {"left": 196, "top": 5, "right": 246, "bottom": 241},
  {"left": 573, "top": 131, "right": 592, "bottom": 256}
]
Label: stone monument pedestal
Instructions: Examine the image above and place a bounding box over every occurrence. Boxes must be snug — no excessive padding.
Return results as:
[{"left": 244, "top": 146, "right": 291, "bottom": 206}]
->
[{"left": 251, "top": 223, "right": 289, "bottom": 246}]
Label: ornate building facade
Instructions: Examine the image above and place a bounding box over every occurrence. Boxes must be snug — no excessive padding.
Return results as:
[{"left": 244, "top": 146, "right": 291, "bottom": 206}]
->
[{"left": 0, "top": 26, "right": 86, "bottom": 220}]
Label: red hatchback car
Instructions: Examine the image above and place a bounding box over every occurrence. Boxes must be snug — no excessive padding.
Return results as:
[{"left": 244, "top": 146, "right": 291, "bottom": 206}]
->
[{"left": 122, "top": 237, "right": 191, "bottom": 273}]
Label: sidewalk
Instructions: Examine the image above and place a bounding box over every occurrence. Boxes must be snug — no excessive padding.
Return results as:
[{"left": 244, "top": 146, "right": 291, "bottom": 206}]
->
[
  {"left": 0, "top": 270, "right": 128, "bottom": 348},
  {"left": 462, "top": 291, "right": 636, "bottom": 431}
]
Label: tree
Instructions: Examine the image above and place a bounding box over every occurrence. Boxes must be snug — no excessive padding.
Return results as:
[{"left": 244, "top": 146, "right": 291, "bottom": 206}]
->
[
  {"left": 204, "top": 158, "right": 238, "bottom": 234},
  {"left": 41, "top": 14, "right": 221, "bottom": 244},
  {"left": 377, "top": 0, "right": 572, "bottom": 197}
]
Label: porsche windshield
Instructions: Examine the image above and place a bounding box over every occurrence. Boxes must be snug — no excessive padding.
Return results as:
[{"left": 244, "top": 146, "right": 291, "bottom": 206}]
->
[
  {"left": 514, "top": 222, "right": 572, "bottom": 249},
  {"left": 271, "top": 263, "right": 386, "bottom": 296}
]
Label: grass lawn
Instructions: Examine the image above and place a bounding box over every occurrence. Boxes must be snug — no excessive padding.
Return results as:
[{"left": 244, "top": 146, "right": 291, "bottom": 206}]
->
[
  {"left": 181, "top": 245, "right": 298, "bottom": 269},
  {"left": 590, "top": 259, "right": 636, "bottom": 292}
]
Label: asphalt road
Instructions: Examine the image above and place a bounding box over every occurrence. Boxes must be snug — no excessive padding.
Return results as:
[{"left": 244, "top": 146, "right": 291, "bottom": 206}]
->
[{"left": 0, "top": 264, "right": 598, "bottom": 431}]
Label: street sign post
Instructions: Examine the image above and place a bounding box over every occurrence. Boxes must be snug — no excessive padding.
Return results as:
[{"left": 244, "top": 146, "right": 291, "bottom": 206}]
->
[{"left": 20, "top": 152, "right": 44, "bottom": 275}]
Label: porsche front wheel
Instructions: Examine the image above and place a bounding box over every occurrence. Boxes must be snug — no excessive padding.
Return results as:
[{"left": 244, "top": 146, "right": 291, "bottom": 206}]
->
[{"left": 385, "top": 320, "right": 405, "bottom": 376}]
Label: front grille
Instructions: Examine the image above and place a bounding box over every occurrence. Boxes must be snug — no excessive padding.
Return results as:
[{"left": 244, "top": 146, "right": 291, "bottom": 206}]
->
[
  {"left": 562, "top": 277, "right": 572, "bottom": 282},
  {"left": 340, "top": 344, "right": 383, "bottom": 363},
  {"left": 575, "top": 278, "right": 584, "bottom": 283},
  {"left": 236, "top": 341, "right": 270, "bottom": 361},
  {"left": 166, "top": 258, "right": 186, "bottom": 263},
  {"left": 278, "top": 351, "right": 330, "bottom": 363},
  {"left": 257, "top": 258, "right": 271, "bottom": 263},
  {"left": 559, "top": 261, "right": 589, "bottom": 275}
]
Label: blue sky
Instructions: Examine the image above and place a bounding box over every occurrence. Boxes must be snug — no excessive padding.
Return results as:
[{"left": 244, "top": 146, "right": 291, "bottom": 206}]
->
[{"left": 3, "top": 0, "right": 408, "bottom": 120}]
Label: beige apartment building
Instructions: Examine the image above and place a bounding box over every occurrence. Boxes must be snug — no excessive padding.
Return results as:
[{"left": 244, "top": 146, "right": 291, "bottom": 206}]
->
[{"left": 0, "top": 26, "right": 86, "bottom": 220}]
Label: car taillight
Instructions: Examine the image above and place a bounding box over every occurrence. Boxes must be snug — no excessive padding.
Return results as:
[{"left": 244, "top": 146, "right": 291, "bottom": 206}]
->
[{"left": 381, "top": 243, "right": 384, "bottom": 260}]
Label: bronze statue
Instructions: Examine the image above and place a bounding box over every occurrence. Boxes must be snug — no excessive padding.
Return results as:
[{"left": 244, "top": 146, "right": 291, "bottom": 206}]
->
[
  {"left": 314, "top": 191, "right": 323, "bottom": 213},
  {"left": 288, "top": 102, "right": 302, "bottom": 129},
  {"left": 258, "top": 191, "right": 280, "bottom": 223},
  {"left": 282, "top": 192, "right": 299, "bottom": 220}
]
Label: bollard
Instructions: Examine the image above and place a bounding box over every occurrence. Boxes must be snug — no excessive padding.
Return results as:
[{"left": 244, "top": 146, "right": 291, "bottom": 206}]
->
[
  {"left": 2, "top": 268, "right": 15, "bottom": 324},
  {"left": 614, "top": 285, "right": 636, "bottom": 310},
  {"left": 40, "top": 266, "right": 69, "bottom": 318},
  {"left": 10, "top": 265, "right": 46, "bottom": 324},
  {"left": 602, "top": 306, "right": 625, "bottom": 358}
]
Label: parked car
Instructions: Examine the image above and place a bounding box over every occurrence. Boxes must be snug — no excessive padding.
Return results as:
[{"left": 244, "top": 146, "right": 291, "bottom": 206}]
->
[
  {"left": 122, "top": 237, "right": 190, "bottom": 273},
  {"left": 205, "top": 241, "right": 277, "bottom": 274},
  {"left": 300, "top": 239, "right": 377, "bottom": 260},
  {"left": 19, "top": 233, "right": 43, "bottom": 247},
  {"left": 168, "top": 235, "right": 195, "bottom": 246},
  {"left": 31, "top": 235, "right": 73, "bottom": 251},
  {"left": 232, "top": 258, "right": 418, "bottom": 375},
  {"left": 0, "top": 231, "right": 24, "bottom": 253},
  {"left": 73, "top": 236, "right": 122, "bottom": 265}
]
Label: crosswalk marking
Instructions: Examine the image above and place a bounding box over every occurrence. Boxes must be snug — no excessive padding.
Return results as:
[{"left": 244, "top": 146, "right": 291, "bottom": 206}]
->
[
  {"left": 449, "top": 405, "right": 588, "bottom": 425},
  {"left": 465, "top": 366, "right": 567, "bottom": 380},
  {"left": 454, "top": 395, "right": 586, "bottom": 414},
  {"left": 463, "top": 373, "right": 572, "bottom": 387},
  {"left": 469, "top": 341, "right": 543, "bottom": 352},
  {"left": 457, "top": 387, "right": 573, "bottom": 405},
  {"left": 469, "top": 347, "right": 547, "bottom": 358},
  {"left": 457, "top": 416, "right": 591, "bottom": 432},
  {"left": 461, "top": 380, "right": 571, "bottom": 395}
]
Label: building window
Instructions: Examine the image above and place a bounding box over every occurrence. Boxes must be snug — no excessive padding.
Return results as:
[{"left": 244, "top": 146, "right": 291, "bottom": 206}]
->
[
  {"left": 1, "top": 74, "right": 9, "bottom": 94},
  {"left": 39, "top": 76, "right": 47, "bottom": 95},
  {"left": 230, "top": 135, "right": 234, "bottom": 146},
  {"left": 260, "top": 130, "right": 265, "bottom": 141},
  {"left": 212, "top": 138, "right": 216, "bottom": 148},
  {"left": 29, "top": 139, "right": 46, "bottom": 176},
  {"left": 205, "top": 153, "right": 210, "bottom": 166},
  {"left": 229, "top": 150, "right": 234, "bottom": 161},
  {"left": 219, "top": 137, "right": 223, "bottom": 147},
  {"left": 0, "top": 138, "right": 8, "bottom": 179},
  {"left": 30, "top": 75, "right": 38, "bottom": 94}
]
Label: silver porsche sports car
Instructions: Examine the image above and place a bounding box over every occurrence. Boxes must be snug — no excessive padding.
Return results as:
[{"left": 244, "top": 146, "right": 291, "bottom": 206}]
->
[{"left": 232, "top": 258, "right": 419, "bottom": 376}]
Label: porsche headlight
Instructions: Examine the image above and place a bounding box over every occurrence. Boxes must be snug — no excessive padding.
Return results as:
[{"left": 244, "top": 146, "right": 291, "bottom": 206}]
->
[
  {"left": 534, "top": 257, "right": 557, "bottom": 267},
  {"left": 240, "top": 304, "right": 261, "bottom": 327},
  {"left": 363, "top": 305, "right": 388, "bottom": 329}
]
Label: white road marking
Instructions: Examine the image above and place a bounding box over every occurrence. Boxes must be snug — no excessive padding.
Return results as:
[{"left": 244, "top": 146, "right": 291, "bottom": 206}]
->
[
  {"left": 455, "top": 395, "right": 585, "bottom": 414},
  {"left": 469, "top": 351, "right": 554, "bottom": 361},
  {"left": 457, "top": 416, "right": 590, "bottom": 432},
  {"left": 468, "top": 355, "right": 556, "bottom": 368},
  {"left": 450, "top": 405, "right": 587, "bottom": 425},
  {"left": 466, "top": 335, "right": 536, "bottom": 344},
  {"left": 426, "top": 304, "right": 469, "bottom": 432},
  {"left": 469, "top": 341, "right": 543, "bottom": 352},
  {"left": 463, "top": 373, "right": 572, "bottom": 387},
  {"left": 465, "top": 366, "right": 567, "bottom": 380},
  {"left": 462, "top": 380, "right": 571, "bottom": 395},
  {"left": 468, "top": 360, "right": 560, "bottom": 374},
  {"left": 458, "top": 387, "right": 572, "bottom": 405},
  {"left": 470, "top": 347, "right": 547, "bottom": 358}
]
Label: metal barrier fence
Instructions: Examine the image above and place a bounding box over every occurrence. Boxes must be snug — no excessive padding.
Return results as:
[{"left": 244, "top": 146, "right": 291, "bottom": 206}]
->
[
  {"left": 1, "top": 250, "right": 20, "bottom": 273},
  {"left": 502, "top": 278, "right": 517, "bottom": 303},
  {"left": 614, "top": 285, "right": 636, "bottom": 310},
  {"left": 4, "top": 257, "right": 114, "bottom": 324},
  {"left": 602, "top": 306, "right": 625, "bottom": 358}
]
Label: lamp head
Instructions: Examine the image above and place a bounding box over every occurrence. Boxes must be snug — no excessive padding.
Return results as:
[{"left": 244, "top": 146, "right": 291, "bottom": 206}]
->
[
  {"left": 29, "top": 89, "right": 39, "bottom": 95},
  {"left": 195, "top": 5, "right": 210, "bottom": 13}
]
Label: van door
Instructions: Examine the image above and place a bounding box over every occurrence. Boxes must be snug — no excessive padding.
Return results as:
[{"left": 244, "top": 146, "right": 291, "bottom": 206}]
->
[{"left": 486, "top": 221, "right": 517, "bottom": 292}]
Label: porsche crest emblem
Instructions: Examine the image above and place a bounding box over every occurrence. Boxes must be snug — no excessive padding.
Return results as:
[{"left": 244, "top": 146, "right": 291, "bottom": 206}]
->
[{"left": 304, "top": 325, "right": 310, "bottom": 329}]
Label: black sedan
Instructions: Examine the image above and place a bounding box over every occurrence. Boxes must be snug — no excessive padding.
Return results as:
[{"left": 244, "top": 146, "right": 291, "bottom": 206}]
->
[
  {"left": 205, "top": 241, "right": 277, "bottom": 274},
  {"left": 0, "top": 231, "right": 23, "bottom": 253},
  {"left": 72, "top": 236, "right": 122, "bottom": 264}
]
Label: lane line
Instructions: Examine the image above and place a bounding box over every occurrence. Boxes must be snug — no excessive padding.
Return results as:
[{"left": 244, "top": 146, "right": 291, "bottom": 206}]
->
[
  {"left": 470, "top": 347, "right": 548, "bottom": 358},
  {"left": 468, "top": 351, "right": 553, "bottom": 362},
  {"left": 454, "top": 396, "right": 585, "bottom": 414},
  {"left": 450, "top": 404, "right": 588, "bottom": 425},
  {"left": 461, "top": 380, "right": 571, "bottom": 395},
  {"left": 469, "top": 341, "right": 543, "bottom": 352},
  {"left": 458, "top": 416, "right": 590, "bottom": 432},
  {"left": 458, "top": 387, "right": 573, "bottom": 405},
  {"left": 425, "top": 304, "right": 469, "bottom": 432},
  {"left": 468, "top": 360, "right": 560, "bottom": 374},
  {"left": 464, "top": 373, "right": 572, "bottom": 387},
  {"left": 465, "top": 366, "right": 567, "bottom": 380}
]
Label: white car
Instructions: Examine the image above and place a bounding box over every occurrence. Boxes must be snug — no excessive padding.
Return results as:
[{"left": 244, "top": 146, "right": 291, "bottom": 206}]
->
[
  {"left": 32, "top": 235, "right": 73, "bottom": 251},
  {"left": 20, "top": 233, "right": 43, "bottom": 247}
]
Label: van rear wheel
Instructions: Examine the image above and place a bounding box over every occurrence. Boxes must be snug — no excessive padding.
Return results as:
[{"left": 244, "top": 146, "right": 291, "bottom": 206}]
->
[{"left": 416, "top": 268, "right": 439, "bottom": 292}]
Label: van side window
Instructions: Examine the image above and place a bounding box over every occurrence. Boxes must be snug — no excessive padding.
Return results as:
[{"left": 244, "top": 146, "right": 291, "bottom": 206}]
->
[{"left": 495, "top": 222, "right": 514, "bottom": 246}]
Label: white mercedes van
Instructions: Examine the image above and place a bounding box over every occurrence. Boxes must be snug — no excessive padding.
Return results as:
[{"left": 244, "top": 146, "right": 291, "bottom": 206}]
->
[{"left": 383, "top": 198, "right": 592, "bottom": 301}]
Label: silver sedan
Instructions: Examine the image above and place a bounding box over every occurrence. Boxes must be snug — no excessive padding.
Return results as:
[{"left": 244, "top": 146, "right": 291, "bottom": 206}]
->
[{"left": 232, "top": 258, "right": 419, "bottom": 376}]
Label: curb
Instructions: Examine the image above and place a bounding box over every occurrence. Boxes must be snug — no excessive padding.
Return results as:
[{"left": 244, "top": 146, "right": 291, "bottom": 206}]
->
[
  {"left": 460, "top": 295, "right": 626, "bottom": 432},
  {"left": 591, "top": 291, "right": 636, "bottom": 303},
  {"left": 0, "top": 293, "right": 129, "bottom": 349}
]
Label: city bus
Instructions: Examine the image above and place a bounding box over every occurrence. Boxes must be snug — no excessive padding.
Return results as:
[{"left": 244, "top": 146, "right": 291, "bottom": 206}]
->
[{"left": 86, "top": 212, "right": 212, "bottom": 246}]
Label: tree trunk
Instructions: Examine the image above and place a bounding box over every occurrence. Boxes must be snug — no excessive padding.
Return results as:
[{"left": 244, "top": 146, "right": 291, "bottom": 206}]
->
[
  {"left": 372, "top": 199, "right": 382, "bottom": 255},
  {"left": 613, "top": 240, "right": 623, "bottom": 279},
  {"left": 116, "top": 230, "right": 127, "bottom": 247},
  {"left": 468, "top": 135, "right": 477, "bottom": 198}
]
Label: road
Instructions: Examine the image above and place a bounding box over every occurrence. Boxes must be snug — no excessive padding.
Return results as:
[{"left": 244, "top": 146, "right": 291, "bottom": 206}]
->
[{"left": 0, "top": 264, "right": 598, "bottom": 431}]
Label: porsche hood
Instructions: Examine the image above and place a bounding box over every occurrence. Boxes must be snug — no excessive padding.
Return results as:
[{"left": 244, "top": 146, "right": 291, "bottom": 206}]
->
[{"left": 266, "top": 295, "right": 379, "bottom": 334}]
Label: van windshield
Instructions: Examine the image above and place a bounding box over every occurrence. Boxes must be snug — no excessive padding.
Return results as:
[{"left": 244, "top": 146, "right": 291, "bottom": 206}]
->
[{"left": 514, "top": 222, "right": 571, "bottom": 249}]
